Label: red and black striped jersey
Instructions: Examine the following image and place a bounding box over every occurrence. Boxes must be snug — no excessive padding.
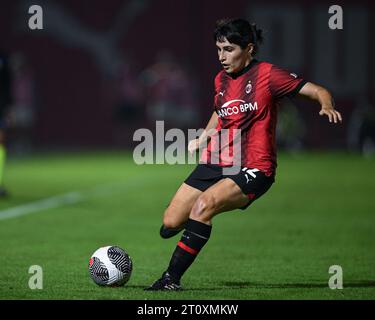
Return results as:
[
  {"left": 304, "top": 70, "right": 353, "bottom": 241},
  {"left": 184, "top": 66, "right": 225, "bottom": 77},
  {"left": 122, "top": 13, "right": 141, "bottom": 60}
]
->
[{"left": 201, "top": 59, "right": 307, "bottom": 175}]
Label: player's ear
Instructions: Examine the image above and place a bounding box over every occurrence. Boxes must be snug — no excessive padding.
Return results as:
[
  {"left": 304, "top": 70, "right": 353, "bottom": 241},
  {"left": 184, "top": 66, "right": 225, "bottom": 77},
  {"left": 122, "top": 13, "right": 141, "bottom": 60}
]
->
[{"left": 247, "top": 43, "right": 254, "bottom": 55}]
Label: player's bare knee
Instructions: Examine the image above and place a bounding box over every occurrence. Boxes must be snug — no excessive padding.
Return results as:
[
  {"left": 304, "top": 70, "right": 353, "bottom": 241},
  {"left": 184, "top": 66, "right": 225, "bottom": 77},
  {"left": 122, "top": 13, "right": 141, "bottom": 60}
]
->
[
  {"left": 163, "top": 216, "right": 179, "bottom": 229},
  {"left": 163, "top": 217, "right": 174, "bottom": 228}
]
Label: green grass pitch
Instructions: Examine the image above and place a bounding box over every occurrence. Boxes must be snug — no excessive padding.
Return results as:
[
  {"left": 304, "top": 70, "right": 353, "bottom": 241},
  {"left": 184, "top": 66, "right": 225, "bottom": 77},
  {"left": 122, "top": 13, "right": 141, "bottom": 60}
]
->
[{"left": 0, "top": 151, "right": 374, "bottom": 300}]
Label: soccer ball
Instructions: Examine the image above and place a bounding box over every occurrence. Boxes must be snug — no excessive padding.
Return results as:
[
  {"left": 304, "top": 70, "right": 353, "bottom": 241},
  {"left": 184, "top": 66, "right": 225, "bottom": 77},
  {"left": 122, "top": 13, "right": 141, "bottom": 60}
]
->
[{"left": 88, "top": 246, "right": 133, "bottom": 286}]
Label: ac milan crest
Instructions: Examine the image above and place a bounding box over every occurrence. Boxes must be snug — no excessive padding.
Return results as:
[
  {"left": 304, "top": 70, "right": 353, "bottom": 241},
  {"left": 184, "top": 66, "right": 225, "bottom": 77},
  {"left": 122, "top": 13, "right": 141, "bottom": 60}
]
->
[{"left": 245, "top": 81, "right": 252, "bottom": 94}]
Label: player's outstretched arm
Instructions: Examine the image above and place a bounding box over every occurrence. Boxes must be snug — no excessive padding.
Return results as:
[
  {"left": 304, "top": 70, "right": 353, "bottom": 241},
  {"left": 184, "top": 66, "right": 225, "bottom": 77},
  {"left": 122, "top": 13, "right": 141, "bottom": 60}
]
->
[
  {"left": 298, "top": 82, "right": 343, "bottom": 124},
  {"left": 188, "top": 112, "right": 219, "bottom": 155}
]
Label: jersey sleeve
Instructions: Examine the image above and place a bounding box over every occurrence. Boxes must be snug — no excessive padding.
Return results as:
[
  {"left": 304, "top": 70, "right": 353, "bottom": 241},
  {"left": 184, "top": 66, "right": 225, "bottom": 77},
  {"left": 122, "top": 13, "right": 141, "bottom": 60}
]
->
[{"left": 269, "top": 65, "right": 307, "bottom": 99}]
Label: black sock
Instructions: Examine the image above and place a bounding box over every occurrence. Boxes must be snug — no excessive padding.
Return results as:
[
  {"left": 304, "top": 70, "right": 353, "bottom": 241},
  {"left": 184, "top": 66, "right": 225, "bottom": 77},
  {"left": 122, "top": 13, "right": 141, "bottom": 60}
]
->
[{"left": 166, "top": 218, "right": 212, "bottom": 281}]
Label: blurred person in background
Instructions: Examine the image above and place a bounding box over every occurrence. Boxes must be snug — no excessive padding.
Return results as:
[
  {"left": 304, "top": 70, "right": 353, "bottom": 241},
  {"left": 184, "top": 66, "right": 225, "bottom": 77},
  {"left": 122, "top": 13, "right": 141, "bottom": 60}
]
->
[
  {"left": 8, "top": 53, "right": 36, "bottom": 155},
  {"left": 0, "top": 51, "right": 13, "bottom": 197},
  {"left": 139, "top": 50, "right": 199, "bottom": 129},
  {"left": 276, "top": 102, "right": 306, "bottom": 152},
  {"left": 347, "top": 96, "right": 375, "bottom": 157},
  {"left": 113, "top": 59, "right": 144, "bottom": 127}
]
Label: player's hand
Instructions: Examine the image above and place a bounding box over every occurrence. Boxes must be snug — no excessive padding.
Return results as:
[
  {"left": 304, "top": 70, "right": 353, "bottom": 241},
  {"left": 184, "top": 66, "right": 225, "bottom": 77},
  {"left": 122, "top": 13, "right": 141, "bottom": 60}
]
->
[
  {"left": 188, "top": 138, "right": 201, "bottom": 155},
  {"left": 319, "top": 105, "right": 343, "bottom": 124}
]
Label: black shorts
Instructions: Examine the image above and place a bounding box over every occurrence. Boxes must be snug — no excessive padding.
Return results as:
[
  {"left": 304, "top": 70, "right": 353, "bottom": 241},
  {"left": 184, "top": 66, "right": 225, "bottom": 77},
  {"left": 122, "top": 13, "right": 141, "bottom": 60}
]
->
[{"left": 184, "top": 163, "right": 275, "bottom": 210}]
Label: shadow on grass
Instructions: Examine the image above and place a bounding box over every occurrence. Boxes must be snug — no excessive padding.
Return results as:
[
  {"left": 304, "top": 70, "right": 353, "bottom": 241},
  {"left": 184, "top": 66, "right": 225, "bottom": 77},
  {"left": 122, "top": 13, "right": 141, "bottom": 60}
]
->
[
  {"left": 213, "top": 280, "right": 375, "bottom": 290},
  {"left": 127, "top": 280, "right": 375, "bottom": 291}
]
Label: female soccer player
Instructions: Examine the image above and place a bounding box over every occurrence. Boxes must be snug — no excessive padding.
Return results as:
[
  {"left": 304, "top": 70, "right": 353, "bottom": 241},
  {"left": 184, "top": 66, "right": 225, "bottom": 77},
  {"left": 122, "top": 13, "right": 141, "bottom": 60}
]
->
[{"left": 146, "top": 18, "right": 342, "bottom": 291}]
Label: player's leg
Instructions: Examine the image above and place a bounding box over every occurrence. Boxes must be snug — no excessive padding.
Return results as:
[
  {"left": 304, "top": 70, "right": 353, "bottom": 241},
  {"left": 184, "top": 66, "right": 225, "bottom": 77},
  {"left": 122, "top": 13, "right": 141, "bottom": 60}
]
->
[
  {"left": 160, "top": 183, "right": 202, "bottom": 238},
  {"left": 147, "top": 169, "right": 274, "bottom": 290},
  {"left": 146, "top": 179, "right": 248, "bottom": 290},
  {"left": 160, "top": 178, "right": 249, "bottom": 285}
]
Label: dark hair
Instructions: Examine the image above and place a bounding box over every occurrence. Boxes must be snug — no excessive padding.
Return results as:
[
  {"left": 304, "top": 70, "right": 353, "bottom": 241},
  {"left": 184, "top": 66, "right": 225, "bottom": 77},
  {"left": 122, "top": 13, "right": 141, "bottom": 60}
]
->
[{"left": 214, "top": 18, "right": 264, "bottom": 55}]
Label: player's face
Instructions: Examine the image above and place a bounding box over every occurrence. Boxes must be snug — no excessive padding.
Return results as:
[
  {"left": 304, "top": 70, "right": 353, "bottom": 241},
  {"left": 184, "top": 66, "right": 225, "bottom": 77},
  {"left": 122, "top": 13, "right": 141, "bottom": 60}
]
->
[{"left": 216, "top": 38, "right": 252, "bottom": 74}]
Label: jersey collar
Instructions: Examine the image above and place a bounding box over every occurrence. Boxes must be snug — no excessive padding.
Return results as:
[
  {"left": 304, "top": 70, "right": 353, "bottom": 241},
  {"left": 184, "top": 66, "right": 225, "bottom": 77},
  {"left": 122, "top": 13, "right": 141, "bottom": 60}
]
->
[{"left": 228, "top": 59, "right": 258, "bottom": 79}]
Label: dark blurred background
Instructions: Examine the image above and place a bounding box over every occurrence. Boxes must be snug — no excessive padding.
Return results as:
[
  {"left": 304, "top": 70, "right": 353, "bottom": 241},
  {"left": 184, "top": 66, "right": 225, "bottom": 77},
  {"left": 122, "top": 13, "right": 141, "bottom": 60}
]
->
[{"left": 0, "top": 0, "right": 374, "bottom": 155}]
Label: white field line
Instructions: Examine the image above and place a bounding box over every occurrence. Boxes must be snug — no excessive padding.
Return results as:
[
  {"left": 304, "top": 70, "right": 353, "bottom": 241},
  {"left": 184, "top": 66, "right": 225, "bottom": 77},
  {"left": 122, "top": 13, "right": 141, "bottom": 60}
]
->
[{"left": 0, "top": 180, "right": 140, "bottom": 221}]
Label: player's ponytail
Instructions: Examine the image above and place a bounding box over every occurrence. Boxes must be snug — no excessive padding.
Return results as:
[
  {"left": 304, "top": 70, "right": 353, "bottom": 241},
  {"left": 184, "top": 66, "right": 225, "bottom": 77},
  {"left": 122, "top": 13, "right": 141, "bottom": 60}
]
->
[{"left": 250, "top": 23, "right": 263, "bottom": 55}]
